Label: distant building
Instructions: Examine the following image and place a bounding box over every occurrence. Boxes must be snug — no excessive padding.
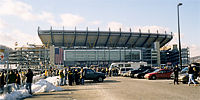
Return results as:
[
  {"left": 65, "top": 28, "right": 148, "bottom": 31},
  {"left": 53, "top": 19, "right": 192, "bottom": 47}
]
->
[
  {"left": 0, "top": 45, "right": 13, "bottom": 64},
  {"left": 181, "top": 47, "right": 190, "bottom": 65},
  {"left": 9, "top": 44, "right": 49, "bottom": 69},
  {"left": 160, "top": 45, "right": 190, "bottom": 66},
  {"left": 190, "top": 56, "right": 200, "bottom": 63},
  {"left": 38, "top": 27, "right": 173, "bottom": 67}
]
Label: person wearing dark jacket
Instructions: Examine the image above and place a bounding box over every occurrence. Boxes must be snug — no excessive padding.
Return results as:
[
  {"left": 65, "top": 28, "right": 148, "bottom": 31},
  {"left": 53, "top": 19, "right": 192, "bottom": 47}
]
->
[
  {"left": 75, "top": 69, "right": 80, "bottom": 85},
  {"left": 0, "top": 71, "right": 5, "bottom": 93},
  {"left": 173, "top": 65, "right": 180, "bottom": 85},
  {"left": 68, "top": 69, "right": 73, "bottom": 86},
  {"left": 15, "top": 71, "right": 21, "bottom": 90},
  {"left": 8, "top": 70, "right": 17, "bottom": 91},
  {"left": 7, "top": 70, "right": 17, "bottom": 93},
  {"left": 59, "top": 70, "right": 64, "bottom": 86},
  {"left": 26, "top": 69, "right": 34, "bottom": 94},
  {"left": 80, "top": 67, "right": 85, "bottom": 85},
  {"left": 8, "top": 70, "right": 16, "bottom": 84}
]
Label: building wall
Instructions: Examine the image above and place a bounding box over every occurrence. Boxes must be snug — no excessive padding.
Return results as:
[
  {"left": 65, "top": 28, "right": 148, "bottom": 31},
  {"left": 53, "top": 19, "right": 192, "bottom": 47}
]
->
[
  {"left": 55, "top": 47, "right": 159, "bottom": 67},
  {"left": 63, "top": 48, "right": 141, "bottom": 67}
]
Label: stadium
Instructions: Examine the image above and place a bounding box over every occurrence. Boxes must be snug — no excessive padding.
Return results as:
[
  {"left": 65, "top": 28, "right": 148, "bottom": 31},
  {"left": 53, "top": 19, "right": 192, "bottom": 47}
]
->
[{"left": 38, "top": 27, "right": 173, "bottom": 67}]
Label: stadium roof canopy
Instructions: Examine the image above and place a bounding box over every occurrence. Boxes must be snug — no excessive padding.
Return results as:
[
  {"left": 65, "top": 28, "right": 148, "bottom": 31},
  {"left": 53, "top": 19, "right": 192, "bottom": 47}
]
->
[{"left": 38, "top": 27, "right": 173, "bottom": 48}]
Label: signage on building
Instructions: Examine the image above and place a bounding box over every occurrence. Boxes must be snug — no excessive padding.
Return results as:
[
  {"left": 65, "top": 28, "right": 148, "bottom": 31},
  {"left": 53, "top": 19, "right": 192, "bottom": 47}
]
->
[{"left": 0, "top": 49, "right": 4, "bottom": 61}]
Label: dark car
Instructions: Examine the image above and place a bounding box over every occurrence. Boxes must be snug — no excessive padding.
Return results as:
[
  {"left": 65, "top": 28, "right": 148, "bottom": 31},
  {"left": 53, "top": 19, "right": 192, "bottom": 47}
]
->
[
  {"left": 134, "top": 68, "right": 156, "bottom": 79},
  {"left": 130, "top": 66, "right": 151, "bottom": 78},
  {"left": 84, "top": 69, "right": 106, "bottom": 82}
]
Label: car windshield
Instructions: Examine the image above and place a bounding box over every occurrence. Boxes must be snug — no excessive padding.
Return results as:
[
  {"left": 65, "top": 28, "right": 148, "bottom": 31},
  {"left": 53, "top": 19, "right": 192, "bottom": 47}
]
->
[
  {"left": 152, "top": 69, "right": 160, "bottom": 73},
  {"left": 143, "top": 69, "right": 149, "bottom": 73},
  {"left": 181, "top": 67, "right": 188, "bottom": 73}
]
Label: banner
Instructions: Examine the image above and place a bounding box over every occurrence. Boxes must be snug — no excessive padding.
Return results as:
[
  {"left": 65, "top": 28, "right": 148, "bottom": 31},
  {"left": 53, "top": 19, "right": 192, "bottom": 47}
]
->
[{"left": 0, "top": 49, "right": 4, "bottom": 61}]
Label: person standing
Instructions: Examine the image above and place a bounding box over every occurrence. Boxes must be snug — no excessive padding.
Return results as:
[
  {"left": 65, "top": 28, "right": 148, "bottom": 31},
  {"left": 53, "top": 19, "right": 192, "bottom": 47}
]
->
[
  {"left": 106, "top": 67, "right": 109, "bottom": 76},
  {"left": 21, "top": 70, "right": 26, "bottom": 87},
  {"left": 80, "top": 67, "right": 85, "bottom": 85},
  {"left": 75, "top": 69, "right": 80, "bottom": 85},
  {"left": 25, "top": 69, "right": 34, "bottom": 94},
  {"left": 173, "top": 65, "right": 180, "bottom": 85},
  {"left": 44, "top": 69, "right": 48, "bottom": 78},
  {"left": 68, "top": 69, "right": 73, "bottom": 86},
  {"left": 15, "top": 71, "right": 21, "bottom": 90},
  {"left": 0, "top": 71, "right": 5, "bottom": 93},
  {"left": 188, "top": 64, "right": 197, "bottom": 86},
  {"left": 59, "top": 70, "right": 64, "bottom": 86},
  {"left": 64, "top": 68, "right": 68, "bottom": 85},
  {"left": 8, "top": 70, "right": 17, "bottom": 93}
]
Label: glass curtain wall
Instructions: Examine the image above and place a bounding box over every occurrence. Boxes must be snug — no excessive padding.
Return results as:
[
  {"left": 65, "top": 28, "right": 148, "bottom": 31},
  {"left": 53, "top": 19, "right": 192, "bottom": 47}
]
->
[{"left": 64, "top": 49, "right": 141, "bottom": 66}]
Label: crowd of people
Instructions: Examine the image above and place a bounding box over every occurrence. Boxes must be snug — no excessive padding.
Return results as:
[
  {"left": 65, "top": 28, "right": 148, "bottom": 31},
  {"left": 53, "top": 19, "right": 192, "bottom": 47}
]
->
[
  {"left": 0, "top": 69, "right": 33, "bottom": 94},
  {"left": 41, "top": 67, "right": 86, "bottom": 86},
  {"left": 58, "top": 67, "right": 85, "bottom": 86},
  {"left": 0, "top": 63, "right": 199, "bottom": 95}
]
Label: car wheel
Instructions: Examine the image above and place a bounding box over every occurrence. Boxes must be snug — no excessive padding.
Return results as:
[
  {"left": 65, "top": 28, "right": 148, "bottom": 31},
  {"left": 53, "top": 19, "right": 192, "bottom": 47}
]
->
[
  {"left": 151, "top": 75, "right": 157, "bottom": 80},
  {"left": 98, "top": 77, "right": 103, "bottom": 82},
  {"left": 182, "top": 81, "right": 187, "bottom": 84},
  {"left": 131, "top": 74, "right": 135, "bottom": 78},
  {"left": 130, "top": 74, "right": 134, "bottom": 78},
  {"left": 141, "top": 75, "right": 144, "bottom": 79}
]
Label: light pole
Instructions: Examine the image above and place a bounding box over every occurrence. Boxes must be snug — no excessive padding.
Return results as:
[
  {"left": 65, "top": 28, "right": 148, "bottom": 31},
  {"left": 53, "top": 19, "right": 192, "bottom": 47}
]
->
[{"left": 177, "top": 3, "right": 183, "bottom": 69}]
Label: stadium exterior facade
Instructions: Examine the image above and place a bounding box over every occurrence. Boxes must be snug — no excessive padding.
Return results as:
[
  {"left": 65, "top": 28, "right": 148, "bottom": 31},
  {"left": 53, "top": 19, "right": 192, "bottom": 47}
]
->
[{"left": 38, "top": 27, "right": 173, "bottom": 67}]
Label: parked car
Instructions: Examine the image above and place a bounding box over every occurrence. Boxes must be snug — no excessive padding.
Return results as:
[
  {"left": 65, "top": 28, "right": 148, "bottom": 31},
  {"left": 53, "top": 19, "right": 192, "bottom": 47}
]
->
[
  {"left": 144, "top": 69, "right": 173, "bottom": 80},
  {"left": 130, "top": 66, "right": 151, "bottom": 78},
  {"left": 178, "top": 66, "right": 200, "bottom": 84},
  {"left": 134, "top": 68, "right": 156, "bottom": 79},
  {"left": 83, "top": 69, "right": 106, "bottom": 82}
]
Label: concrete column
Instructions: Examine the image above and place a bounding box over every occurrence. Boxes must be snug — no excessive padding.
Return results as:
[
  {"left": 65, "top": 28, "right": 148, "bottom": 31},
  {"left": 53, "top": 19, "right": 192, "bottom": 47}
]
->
[
  {"left": 50, "top": 45, "right": 55, "bottom": 66},
  {"left": 154, "top": 42, "right": 160, "bottom": 66}
]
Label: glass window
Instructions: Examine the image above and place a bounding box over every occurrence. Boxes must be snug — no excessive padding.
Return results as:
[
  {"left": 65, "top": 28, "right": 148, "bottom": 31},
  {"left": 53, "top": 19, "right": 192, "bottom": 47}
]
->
[
  {"left": 153, "top": 69, "right": 160, "bottom": 73},
  {"left": 159, "top": 70, "right": 165, "bottom": 73},
  {"left": 125, "top": 64, "right": 131, "bottom": 67},
  {"left": 126, "top": 68, "right": 133, "bottom": 71},
  {"left": 118, "top": 64, "right": 123, "bottom": 67},
  {"left": 64, "top": 49, "right": 141, "bottom": 62},
  {"left": 110, "top": 50, "right": 120, "bottom": 61},
  {"left": 87, "top": 69, "right": 94, "bottom": 73},
  {"left": 121, "top": 68, "right": 125, "bottom": 71}
]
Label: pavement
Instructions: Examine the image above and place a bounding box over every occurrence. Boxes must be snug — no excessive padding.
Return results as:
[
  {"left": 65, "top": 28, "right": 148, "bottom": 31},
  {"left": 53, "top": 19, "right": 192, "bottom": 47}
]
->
[{"left": 25, "top": 77, "right": 200, "bottom": 100}]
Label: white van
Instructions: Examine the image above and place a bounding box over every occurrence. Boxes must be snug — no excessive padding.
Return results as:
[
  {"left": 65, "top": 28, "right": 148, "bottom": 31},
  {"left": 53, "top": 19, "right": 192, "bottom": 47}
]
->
[
  {"left": 119, "top": 67, "right": 134, "bottom": 76},
  {"left": 109, "top": 62, "right": 147, "bottom": 76},
  {"left": 109, "top": 62, "right": 147, "bottom": 71}
]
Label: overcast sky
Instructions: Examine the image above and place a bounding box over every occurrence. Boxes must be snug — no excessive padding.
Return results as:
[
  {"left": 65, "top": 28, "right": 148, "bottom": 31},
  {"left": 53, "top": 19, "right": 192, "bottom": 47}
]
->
[{"left": 0, "top": 0, "right": 199, "bottom": 57}]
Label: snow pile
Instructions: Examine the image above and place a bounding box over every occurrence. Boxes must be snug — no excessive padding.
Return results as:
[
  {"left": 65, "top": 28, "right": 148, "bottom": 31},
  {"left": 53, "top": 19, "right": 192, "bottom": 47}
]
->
[
  {"left": 32, "top": 74, "right": 42, "bottom": 83},
  {"left": 45, "top": 76, "right": 60, "bottom": 86},
  {"left": 0, "top": 89, "right": 31, "bottom": 100},
  {"left": 32, "top": 78, "right": 63, "bottom": 93},
  {"left": 0, "top": 76, "right": 64, "bottom": 100}
]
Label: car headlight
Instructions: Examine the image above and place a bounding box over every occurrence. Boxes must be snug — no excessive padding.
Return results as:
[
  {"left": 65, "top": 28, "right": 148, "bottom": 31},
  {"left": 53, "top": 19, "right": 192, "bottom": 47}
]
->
[
  {"left": 179, "top": 75, "right": 186, "bottom": 80},
  {"left": 134, "top": 74, "right": 138, "bottom": 77},
  {"left": 145, "top": 74, "right": 149, "bottom": 77}
]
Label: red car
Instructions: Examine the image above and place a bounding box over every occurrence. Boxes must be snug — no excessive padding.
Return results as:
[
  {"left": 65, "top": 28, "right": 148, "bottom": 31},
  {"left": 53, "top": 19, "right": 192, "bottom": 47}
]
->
[{"left": 144, "top": 69, "right": 173, "bottom": 80}]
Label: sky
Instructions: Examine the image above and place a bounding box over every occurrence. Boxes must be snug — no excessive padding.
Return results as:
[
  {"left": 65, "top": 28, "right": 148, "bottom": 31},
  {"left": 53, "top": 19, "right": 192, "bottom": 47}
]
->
[{"left": 0, "top": 0, "right": 199, "bottom": 57}]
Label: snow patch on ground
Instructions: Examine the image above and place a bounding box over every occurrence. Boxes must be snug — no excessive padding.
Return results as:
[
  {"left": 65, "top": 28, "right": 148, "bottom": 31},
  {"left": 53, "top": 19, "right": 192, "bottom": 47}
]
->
[
  {"left": 0, "top": 88, "right": 31, "bottom": 100},
  {"left": 0, "top": 76, "right": 63, "bottom": 100}
]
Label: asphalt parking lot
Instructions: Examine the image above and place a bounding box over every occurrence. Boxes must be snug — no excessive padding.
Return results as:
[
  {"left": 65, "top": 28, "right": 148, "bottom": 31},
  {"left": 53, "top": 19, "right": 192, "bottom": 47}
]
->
[{"left": 25, "top": 77, "right": 200, "bottom": 100}]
